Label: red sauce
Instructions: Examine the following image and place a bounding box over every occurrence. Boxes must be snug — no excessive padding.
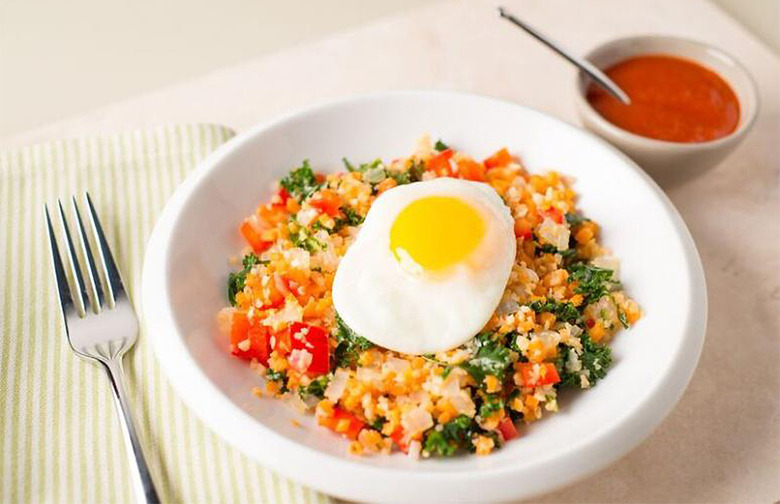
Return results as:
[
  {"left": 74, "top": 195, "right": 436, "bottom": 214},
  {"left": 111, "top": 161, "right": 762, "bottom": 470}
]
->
[{"left": 587, "top": 55, "right": 740, "bottom": 143}]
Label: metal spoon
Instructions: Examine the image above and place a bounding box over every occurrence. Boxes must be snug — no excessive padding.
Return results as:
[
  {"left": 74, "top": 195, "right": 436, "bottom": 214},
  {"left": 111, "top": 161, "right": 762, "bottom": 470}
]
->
[{"left": 497, "top": 6, "right": 631, "bottom": 105}]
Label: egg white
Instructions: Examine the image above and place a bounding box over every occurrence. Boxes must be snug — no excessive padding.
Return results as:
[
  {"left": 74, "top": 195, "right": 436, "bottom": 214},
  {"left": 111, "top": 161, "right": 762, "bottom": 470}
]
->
[{"left": 332, "top": 178, "right": 516, "bottom": 355}]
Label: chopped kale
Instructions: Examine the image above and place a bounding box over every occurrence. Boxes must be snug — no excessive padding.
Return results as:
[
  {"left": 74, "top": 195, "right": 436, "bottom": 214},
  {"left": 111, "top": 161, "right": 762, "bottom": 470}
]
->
[
  {"left": 342, "top": 157, "right": 357, "bottom": 172},
  {"left": 423, "top": 415, "right": 476, "bottom": 456},
  {"left": 226, "top": 275, "right": 242, "bottom": 306},
  {"left": 265, "top": 369, "right": 289, "bottom": 393},
  {"left": 408, "top": 159, "right": 425, "bottom": 181},
  {"left": 556, "top": 332, "right": 612, "bottom": 388},
  {"left": 388, "top": 159, "right": 425, "bottom": 185},
  {"left": 299, "top": 375, "right": 330, "bottom": 400},
  {"left": 528, "top": 299, "right": 581, "bottom": 325},
  {"left": 555, "top": 348, "right": 578, "bottom": 388},
  {"left": 479, "top": 395, "right": 504, "bottom": 419},
  {"left": 536, "top": 243, "right": 578, "bottom": 260},
  {"left": 434, "top": 139, "right": 449, "bottom": 152},
  {"left": 617, "top": 308, "right": 629, "bottom": 329},
  {"left": 311, "top": 220, "right": 329, "bottom": 232},
  {"left": 227, "top": 253, "right": 266, "bottom": 306},
  {"left": 459, "top": 332, "right": 511, "bottom": 388},
  {"left": 369, "top": 417, "right": 387, "bottom": 431},
  {"left": 423, "top": 431, "right": 454, "bottom": 456},
  {"left": 579, "top": 332, "right": 612, "bottom": 384},
  {"left": 506, "top": 330, "right": 523, "bottom": 354},
  {"left": 536, "top": 243, "right": 559, "bottom": 254},
  {"left": 364, "top": 159, "right": 385, "bottom": 171},
  {"left": 342, "top": 157, "right": 383, "bottom": 173},
  {"left": 565, "top": 212, "right": 590, "bottom": 227},
  {"left": 333, "top": 206, "right": 365, "bottom": 231},
  {"left": 388, "top": 170, "right": 410, "bottom": 185},
  {"left": 280, "top": 160, "right": 321, "bottom": 202},
  {"left": 266, "top": 369, "right": 286, "bottom": 381},
  {"left": 333, "top": 313, "right": 373, "bottom": 368},
  {"left": 472, "top": 331, "right": 495, "bottom": 347},
  {"left": 242, "top": 252, "right": 263, "bottom": 269},
  {"left": 567, "top": 263, "right": 618, "bottom": 305},
  {"left": 289, "top": 227, "right": 325, "bottom": 253}
]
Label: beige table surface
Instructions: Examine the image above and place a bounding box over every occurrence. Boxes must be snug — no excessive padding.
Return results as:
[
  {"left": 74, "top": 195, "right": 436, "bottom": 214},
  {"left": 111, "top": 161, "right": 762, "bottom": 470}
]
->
[{"left": 3, "top": 0, "right": 778, "bottom": 501}]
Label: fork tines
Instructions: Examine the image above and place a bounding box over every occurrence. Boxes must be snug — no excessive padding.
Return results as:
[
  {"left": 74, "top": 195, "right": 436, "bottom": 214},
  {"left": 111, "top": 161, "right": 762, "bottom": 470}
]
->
[{"left": 45, "top": 193, "right": 126, "bottom": 319}]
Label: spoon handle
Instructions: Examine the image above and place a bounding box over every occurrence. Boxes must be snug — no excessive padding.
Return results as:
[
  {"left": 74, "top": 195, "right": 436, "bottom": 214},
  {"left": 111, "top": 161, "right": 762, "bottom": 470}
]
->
[{"left": 498, "top": 7, "right": 631, "bottom": 105}]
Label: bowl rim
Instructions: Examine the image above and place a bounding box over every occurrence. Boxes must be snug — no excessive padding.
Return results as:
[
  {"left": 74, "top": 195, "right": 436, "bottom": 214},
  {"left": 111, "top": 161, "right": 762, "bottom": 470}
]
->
[
  {"left": 141, "top": 89, "right": 708, "bottom": 502},
  {"left": 574, "top": 34, "right": 759, "bottom": 150}
]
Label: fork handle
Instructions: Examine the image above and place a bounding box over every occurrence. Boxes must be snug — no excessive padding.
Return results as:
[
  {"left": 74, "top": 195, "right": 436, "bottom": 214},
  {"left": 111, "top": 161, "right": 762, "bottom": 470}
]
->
[{"left": 102, "top": 358, "right": 161, "bottom": 504}]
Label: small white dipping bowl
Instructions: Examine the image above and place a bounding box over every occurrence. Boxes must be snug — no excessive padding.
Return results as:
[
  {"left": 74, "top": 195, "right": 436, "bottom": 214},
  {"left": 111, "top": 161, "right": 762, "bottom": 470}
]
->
[
  {"left": 142, "top": 91, "right": 707, "bottom": 502},
  {"left": 575, "top": 36, "right": 758, "bottom": 186}
]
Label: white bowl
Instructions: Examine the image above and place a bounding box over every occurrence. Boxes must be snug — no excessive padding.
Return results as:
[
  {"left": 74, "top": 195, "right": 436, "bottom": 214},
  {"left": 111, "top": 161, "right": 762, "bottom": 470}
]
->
[
  {"left": 575, "top": 36, "right": 758, "bottom": 186},
  {"left": 142, "top": 91, "right": 707, "bottom": 502}
]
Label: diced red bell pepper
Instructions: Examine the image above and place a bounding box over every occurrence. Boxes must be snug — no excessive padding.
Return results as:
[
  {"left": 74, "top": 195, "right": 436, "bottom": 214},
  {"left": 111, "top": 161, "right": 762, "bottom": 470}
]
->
[
  {"left": 238, "top": 325, "right": 271, "bottom": 364},
  {"left": 541, "top": 207, "right": 564, "bottom": 224},
  {"left": 320, "top": 407, "right": 365, "bottom": 440},
  {"left": 484, "top": 148, "right": 512, "bottom": 169},
  {"left": 497, "top": 417, "right": 519, "bottom": 441},
  {"left": 426, "top": 149, "right": 454, "bottom": 177},
  {"left": 309, "top": 189, "right": 342, "bottom": 217},
  {"left": 457, "top": 159, "right": 486, "bottom": 182},
  {"left": 239, "top": 221, "right": 272, "bottom": 253},
  {"left": 517, "top": 363, "right": 561, "bottom": 388},
  {"left": 288, "top": 322, "right": 330, "bottom": 375},
  {"left": 226, "top": 310, "right": 271, "bottom": 364},
  {"left": 274, "top": 187, "right": 290, "bottom": 205},
  {"left": 514, "top": 217, "right": 533, "bottom": 240},
  {"left": 390, "top": 427, "right": 409, "bottom": 453}
]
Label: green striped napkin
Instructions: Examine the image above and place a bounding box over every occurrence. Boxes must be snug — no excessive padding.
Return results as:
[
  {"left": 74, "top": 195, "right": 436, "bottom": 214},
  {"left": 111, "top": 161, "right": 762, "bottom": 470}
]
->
[{"left": 0, "top": 124, "right": 331, "bottom": 504}]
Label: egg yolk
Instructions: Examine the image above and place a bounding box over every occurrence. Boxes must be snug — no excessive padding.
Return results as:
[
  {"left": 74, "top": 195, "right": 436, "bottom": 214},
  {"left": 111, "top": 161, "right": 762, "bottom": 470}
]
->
[{"left": 389, "top": 196, "right": 485, "bottom": 271}]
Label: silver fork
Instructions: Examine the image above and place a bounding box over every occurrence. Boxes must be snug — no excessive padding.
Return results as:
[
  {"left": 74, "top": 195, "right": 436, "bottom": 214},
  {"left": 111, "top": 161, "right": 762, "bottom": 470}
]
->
[{"left": 45, "top": 193, "right": 160, "bottom": 504}]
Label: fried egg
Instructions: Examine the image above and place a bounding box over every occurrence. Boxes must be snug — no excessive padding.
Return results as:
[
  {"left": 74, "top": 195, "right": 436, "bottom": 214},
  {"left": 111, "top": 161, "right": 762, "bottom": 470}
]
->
[{"left": 332, "top": 178, "right": 516, "bottom": 355}]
